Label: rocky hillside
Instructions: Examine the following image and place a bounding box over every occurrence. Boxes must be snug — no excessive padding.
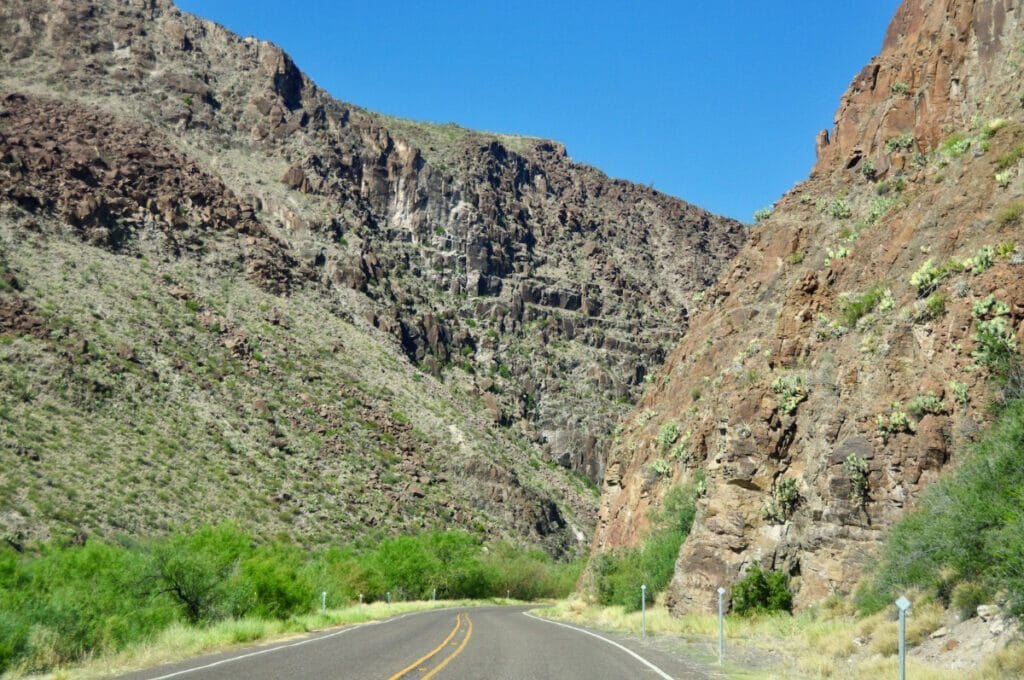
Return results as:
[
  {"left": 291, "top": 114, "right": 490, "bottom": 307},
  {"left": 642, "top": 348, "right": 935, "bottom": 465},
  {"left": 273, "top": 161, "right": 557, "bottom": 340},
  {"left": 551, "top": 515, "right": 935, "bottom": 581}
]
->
[
  {"left": 593, "top": 0, "right": 1024, "bottom": 609},
  {"left": 0, "top": 0, "right": 743, "bottom": 551}
]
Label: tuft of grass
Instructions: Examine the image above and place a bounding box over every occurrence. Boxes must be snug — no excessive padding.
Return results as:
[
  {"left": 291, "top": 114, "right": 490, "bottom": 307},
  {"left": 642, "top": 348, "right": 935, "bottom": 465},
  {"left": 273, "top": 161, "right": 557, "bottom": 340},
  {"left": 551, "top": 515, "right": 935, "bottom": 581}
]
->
[
  {"left": 995, "top": 144, "right": 1024, "bottom": 171},
  {"left": 839, "top": 285, "right": 887, "bottom": 327},
  {"left": 996, "top": 202, "right": 1023, "bottom": 226}
]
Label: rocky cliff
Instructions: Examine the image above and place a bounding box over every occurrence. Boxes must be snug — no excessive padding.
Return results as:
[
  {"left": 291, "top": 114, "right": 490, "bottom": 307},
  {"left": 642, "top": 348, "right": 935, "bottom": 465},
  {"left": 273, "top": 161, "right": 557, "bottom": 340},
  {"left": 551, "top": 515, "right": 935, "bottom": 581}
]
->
[
  {"left": 593, "top": 0, "right": 1024, "bottom": 609},
  {"left": 0, "top": 0, "right": 743, "bottom": 550}
]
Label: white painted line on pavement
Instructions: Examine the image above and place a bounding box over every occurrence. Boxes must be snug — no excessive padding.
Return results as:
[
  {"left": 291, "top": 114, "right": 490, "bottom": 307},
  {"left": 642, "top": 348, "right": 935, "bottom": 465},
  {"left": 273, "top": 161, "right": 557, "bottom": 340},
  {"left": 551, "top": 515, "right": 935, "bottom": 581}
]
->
[
  {"left": 143, "top": 624, "right": 363, "bottom": 680},
  {"left": 523, "top": 612, "right": 674, "bottom": 679}
]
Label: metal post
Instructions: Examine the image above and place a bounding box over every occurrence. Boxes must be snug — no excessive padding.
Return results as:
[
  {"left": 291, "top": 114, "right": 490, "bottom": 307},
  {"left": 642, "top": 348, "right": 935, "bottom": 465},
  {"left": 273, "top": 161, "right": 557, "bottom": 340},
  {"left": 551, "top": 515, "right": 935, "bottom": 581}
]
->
[
  {"left": 387, "top": 591, "right": 391, "bottom": 605},
  {"left": 321, "top": 591, "right": 327, "bottom": 613},
  {"left": 432, "top": 587, "right": 436, "bottom": 602},
  {"left": 896, "top": 596, "right": 911, "bottom": 680},
  {"left": 718, "top": 587, "right": 726, "bottom": 665},
  {"left": 641, "top": 584, "right": 647, "bottom": 638},
  {"left": 359, "top": 593, "right": 363, "bottom": 605}
]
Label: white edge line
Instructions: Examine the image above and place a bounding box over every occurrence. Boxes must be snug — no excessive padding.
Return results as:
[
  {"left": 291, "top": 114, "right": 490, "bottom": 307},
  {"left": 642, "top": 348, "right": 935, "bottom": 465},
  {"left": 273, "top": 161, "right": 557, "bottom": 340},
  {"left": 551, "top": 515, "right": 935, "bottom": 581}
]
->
[
  {"left": 523, "top": 611, "right": 674, "bottom": 680},
  {"left": 143, "top": 609, "right": 445, "bottom": 680},
  {"left": 144, "top": 625, "right": 358, "bottom": 680}
]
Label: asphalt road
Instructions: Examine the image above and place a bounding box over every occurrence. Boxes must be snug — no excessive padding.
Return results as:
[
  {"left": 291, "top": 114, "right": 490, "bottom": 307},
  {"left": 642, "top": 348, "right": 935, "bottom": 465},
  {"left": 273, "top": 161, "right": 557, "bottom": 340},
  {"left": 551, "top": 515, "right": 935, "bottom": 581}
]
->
[{"left": 115, "top": 606, "right": 714, "bottom": 680}]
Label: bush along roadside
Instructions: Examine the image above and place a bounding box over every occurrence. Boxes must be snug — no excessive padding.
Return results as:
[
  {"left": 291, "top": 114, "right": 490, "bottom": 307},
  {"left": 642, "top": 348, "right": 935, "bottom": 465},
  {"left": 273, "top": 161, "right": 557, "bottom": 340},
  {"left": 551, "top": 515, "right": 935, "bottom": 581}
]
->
[
  {"left": 0, "top": 525, "right": 582, "bottom": 674},
  {"left": 592, "top": 480, "right": 699, "bottom": 611}
]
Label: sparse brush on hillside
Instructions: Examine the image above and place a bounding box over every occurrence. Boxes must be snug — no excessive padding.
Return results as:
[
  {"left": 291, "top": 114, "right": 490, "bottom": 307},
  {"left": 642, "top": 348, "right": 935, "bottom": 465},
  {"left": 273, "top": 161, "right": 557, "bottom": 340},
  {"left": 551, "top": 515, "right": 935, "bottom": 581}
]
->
[{"left": 0, "top": 526, "right": 582, "bottom": 674}]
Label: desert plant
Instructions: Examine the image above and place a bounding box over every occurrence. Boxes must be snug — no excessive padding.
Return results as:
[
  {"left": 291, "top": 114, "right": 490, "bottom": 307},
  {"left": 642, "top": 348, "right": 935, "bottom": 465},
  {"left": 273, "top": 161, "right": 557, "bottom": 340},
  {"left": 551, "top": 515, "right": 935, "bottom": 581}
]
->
[
  {"left": 826, "top": 198, "right": 852, "bottom": 219},
  {"left": 908, "top": 393, "right": 945, "bottom": 416},
  {"left": 843, "top": 453, "right": 871, "bottom": 502},
  {"left": 861, "top": 159, "right": 878, "bottom": 180},
  {"left": 761, "top": 478, "right": 801, "bottom": 525},
  {"left": 884, "top": 132, "right": 915, "bottom": 152},
  {"left": 753, "top": 206, "right": 773, "bottom": 222},
  {"left": 657, "top": 421, "right": 680, "bottom": 452},
  {"left": 968, "top": 245, "right": 994, "bottom": 274},
  {"left": 824, "top": 246, "right": 850, "bottom": 266},
  {"left": 890, "top": 81, "right": 909, "bottom": 95},
  {"left": 910, "top": 259, "right": 943, "bottom": 296},
  {"left": 771, "top": 373, "right": 807, "bottom": 414},
  {"left": 950, "top": 381, "right": 970, "bottom": 406},
  {"left": 649, "top": 458, "right": 672, "bottom": 478}
]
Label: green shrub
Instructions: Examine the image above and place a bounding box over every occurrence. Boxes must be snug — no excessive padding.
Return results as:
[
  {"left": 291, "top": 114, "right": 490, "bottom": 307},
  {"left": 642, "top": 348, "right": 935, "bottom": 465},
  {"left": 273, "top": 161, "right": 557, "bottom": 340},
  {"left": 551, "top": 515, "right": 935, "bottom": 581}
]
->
[
  {"left": 753, "top": 206, "right": 773, "bottom": 223},
  {"left": 922, "top": 291, "right": 948, "bottom": 320},
  {"left": 594, "top": 483, "right": 698, "bottom": 611},
  {"left": 732, "top": 565, "right": 792, "bottom": 615},
  {"left": 0, "top": 525, "right": 584, "bottom": 673}
]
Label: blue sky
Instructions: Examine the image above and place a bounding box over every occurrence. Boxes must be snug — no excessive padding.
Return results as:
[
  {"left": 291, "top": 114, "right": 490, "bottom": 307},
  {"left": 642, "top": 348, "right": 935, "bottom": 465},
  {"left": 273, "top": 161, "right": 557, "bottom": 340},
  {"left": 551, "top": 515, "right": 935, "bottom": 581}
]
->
[{"left": 176, "top": 1, "right": 902, "bottom": 222}]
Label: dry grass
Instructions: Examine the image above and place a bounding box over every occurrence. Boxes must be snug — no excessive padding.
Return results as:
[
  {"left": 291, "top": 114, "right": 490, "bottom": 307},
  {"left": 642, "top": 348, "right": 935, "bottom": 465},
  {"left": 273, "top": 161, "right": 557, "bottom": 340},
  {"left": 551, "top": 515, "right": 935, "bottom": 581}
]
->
[{"left": 537, "top": 597, "right": 1013, "bottom": 680}]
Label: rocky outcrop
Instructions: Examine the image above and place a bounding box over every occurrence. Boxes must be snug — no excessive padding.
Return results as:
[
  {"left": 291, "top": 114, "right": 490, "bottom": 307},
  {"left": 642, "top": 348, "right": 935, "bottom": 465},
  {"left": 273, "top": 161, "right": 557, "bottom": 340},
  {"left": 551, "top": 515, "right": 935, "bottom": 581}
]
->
[{"left": 593, "top": 0, "right": 1024, "bottom": 611}]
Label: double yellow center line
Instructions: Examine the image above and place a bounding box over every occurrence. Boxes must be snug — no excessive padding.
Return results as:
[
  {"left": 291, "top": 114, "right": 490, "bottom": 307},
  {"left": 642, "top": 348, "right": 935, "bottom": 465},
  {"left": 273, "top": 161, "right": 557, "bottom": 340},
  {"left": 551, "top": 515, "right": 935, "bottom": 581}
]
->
[{"left": 387, "top": 613, "right": 473, "bottom": 680}]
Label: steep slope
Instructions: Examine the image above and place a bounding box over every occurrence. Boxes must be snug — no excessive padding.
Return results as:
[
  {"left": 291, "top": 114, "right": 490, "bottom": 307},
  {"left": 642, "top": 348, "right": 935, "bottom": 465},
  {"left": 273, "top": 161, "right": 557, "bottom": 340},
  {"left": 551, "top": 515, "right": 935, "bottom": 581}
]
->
[
  {"left": 593, "top": 0, "right": 1024, "bottom": 610},
  {"left": 0, "top": 1, "right": 743, "bottom": 550}
]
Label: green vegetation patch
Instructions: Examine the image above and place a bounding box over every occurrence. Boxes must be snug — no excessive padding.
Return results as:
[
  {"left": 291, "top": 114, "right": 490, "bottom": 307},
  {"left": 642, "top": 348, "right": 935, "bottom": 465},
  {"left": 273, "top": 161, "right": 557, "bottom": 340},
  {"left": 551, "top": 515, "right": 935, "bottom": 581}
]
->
[
  {"left": 858, "top": 398, "right": 1024, "bottom": 616},
  {"left": 593, "top": 481, "right": 699, "bottom": 611},
  {"left": 732, "top": 565, "right": 793, "bottom": 615},
  {"left": 0, "top": 525, "right": 581, "bottom": 674},
  {"left": 838, "top": 284, "right": 888, "bottom": 327}
]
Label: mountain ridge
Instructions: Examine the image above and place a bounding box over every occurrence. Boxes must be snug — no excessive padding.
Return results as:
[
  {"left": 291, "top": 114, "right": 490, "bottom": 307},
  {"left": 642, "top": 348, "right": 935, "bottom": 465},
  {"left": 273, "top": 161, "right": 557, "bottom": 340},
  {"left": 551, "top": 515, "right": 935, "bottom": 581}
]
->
[{"left": 0, "top": 0, "right": 743, "bottom": 552}]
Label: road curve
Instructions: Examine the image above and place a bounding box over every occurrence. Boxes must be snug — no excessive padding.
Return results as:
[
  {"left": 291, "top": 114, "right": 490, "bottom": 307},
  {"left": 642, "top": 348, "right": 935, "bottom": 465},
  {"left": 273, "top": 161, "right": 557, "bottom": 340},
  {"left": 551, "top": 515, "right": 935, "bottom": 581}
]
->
[{"left": 114, "top": 605, "right": 713, "bottom": 680}]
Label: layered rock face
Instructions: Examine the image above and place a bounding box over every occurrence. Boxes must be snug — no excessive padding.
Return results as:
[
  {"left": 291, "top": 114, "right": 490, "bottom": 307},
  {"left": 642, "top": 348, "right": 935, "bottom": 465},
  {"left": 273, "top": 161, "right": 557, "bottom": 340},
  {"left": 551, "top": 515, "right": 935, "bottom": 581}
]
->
[
  {"left": 0, "top": 0, "right": 743, "bottom": 549},
  {"left": 593, "top": 0, "right": 1024, "bottom": 609}
]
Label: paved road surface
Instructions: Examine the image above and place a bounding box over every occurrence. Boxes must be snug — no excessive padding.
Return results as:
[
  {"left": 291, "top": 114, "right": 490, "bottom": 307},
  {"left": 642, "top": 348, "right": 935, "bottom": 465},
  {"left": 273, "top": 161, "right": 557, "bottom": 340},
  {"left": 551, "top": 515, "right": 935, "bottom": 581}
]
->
[{"left": 115, "top": 606, "right": 713, "bottom": 679}]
